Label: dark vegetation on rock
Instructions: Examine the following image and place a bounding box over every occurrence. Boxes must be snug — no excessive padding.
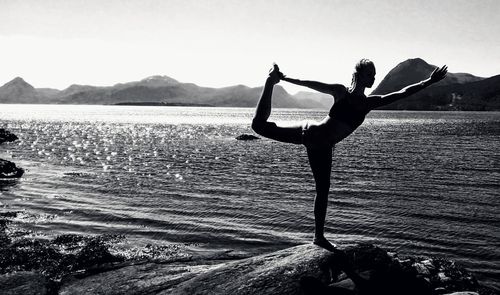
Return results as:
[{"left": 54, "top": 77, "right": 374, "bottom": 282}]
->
[{"left": 0, "top": 212, "right": 125, "bottom": 294}]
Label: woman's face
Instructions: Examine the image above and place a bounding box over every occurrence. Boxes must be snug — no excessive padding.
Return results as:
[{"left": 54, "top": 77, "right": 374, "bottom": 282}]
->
[{"left": 360, "top": 66, "right": 376, "bottom": 88}]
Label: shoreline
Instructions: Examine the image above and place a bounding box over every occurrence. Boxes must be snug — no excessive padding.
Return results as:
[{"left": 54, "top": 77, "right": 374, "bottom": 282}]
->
[{"left": 1, "top": 210, "right": 497, "bottom": 294}]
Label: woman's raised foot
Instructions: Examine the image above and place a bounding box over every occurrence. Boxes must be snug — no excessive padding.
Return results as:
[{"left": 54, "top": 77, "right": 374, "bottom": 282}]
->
[{"left": 268, "top": 63, "right": 281, "bottom": 84}]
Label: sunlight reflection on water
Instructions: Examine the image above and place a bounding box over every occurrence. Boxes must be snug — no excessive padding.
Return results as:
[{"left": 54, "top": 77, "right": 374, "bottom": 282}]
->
[{"left": 0, "top": 105, "right": 499, "bottom": 289}]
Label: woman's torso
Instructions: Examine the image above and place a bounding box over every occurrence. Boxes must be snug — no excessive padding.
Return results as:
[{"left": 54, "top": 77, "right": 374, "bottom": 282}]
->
[{"left": 305, "top": 87, "right": 371, "bottom": 147}]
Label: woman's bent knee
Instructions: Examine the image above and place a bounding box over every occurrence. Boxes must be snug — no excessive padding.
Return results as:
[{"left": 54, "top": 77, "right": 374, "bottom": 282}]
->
[{"left": 251, "top": 119, "right": 272, "bottom": 136}]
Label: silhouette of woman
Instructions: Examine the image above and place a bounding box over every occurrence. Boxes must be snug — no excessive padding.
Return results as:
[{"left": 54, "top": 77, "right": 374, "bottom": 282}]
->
[{"left": 252, "top": 59, "right": 447, "bottom": 251}]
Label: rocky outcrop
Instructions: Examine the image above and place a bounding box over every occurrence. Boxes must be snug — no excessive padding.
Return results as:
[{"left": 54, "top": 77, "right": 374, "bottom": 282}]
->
[
  {"left": 0, "top": 129, "right": 23, "bottom": 178},
  {"left": 58, "top": 261, "right": 221, "bottom": 295},
  {"left": 0, "top": 159, "right": 24, "bottom": 178},
  {"left": 0, "top": 129, "right": 18, "bottom": 144},
  {"left": 0, "top": 271, "right": 48, "bottom": 295},
  {"left": 57, "top": 243, "right": 495, "bottom": 295},
  {"left": 168, "top": 244, "right": 334, "bottom": 295},
  {"left": 0, "top": 211, "right": 495, "bottom": 295},
  {"left": 235, "top": 134, "right": 260, "bottom": 141}
]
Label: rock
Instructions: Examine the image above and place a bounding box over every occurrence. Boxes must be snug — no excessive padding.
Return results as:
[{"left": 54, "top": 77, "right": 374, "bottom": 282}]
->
[
  {"left": 167, "top": 244, "right": 335, "bottom": 295},
  {"left": 395, "top": 256, "right": 480, "bottom": 293},
  {"left": 59, "top": 244, "right": 337, "bottom": 295},
  {"left": 0, "top": 159, "right": 24, "bottom": 178},
  {"left": 0, "top": 271, "right": 48, "bottom": 295},
  {"left": 0, "top": 129, "right": 18, "bottom": 144},
  {"left": 439, "top": 271, "right": 452, "bottom": 282},
  {"left": 55, "top": 243, "right": 495, "bottom": 295},
  {"left": 58, "top": 261, "right": 223, "bottom": 295},
  {"left": 235, "top": 134, "right": 260, "bottom": 140}
]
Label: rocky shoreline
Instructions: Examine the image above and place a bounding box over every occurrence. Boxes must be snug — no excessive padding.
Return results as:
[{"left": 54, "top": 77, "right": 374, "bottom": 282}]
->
[
  {"left": 0, "top": 129, "right": 24, "bottom": 178},
  {"left": 0, "top": 210, "right": 496, "bottom": 295}
]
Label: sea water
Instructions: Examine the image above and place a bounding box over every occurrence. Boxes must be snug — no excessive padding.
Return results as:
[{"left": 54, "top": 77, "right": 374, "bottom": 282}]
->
[{"left": 0, "top": 105, "right": 498, "bottom": 289}]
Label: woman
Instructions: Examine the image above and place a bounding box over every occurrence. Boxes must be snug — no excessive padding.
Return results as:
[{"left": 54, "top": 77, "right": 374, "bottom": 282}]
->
[{"left": 252, "top": 59, "right": 447, "bottom": 251}]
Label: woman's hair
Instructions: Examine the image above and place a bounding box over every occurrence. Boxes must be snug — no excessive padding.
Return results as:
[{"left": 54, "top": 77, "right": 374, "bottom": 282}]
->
[{"left": 351, "top": 58, "right": 375, "bottom": 88}]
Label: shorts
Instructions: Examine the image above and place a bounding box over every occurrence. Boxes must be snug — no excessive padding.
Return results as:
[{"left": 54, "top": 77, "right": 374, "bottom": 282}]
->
[{"left": 301, "top": 121, "right": 335, "bottom": 149}]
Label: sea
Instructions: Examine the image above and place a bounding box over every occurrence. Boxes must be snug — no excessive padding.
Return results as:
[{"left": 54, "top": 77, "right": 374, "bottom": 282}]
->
[{"left": 0, "top": 104, "right": 498, "bottom": 290}]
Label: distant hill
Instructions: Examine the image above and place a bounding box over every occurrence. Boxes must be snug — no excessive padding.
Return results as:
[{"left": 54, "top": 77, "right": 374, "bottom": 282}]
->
[
  {"left": 371, "top": 58, "right": 484, "bottom": 95},
  {"left": 370, "top": 58, "right": 499, "bottom": 110},
  {"left": 0, "top": 75, "right": 325, "bottom": 109},
  {"left": 0, "top": 77, "right": 40, "bottom": 103},
  {"left": 293, "top": 91, "right": 332, "bottom": 109},
  {"left": 375, "top": 74, "right": 500, "bottom": 111}
]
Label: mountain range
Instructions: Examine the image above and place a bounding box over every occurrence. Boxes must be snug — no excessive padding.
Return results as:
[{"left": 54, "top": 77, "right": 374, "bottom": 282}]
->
[
  {"left": 1, "top": 58, "right": 499, "bottom": 111},
  {"left": 0, "top": 75, "right": 328, "bottom": 109},
  {"left": 370, "top": 58, "right": 500, "bottom": 111}
]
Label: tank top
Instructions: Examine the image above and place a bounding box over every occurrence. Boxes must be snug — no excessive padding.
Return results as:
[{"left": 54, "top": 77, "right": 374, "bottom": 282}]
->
[{"left": 328, "top": 89, "right": 369, "bottom": 129}]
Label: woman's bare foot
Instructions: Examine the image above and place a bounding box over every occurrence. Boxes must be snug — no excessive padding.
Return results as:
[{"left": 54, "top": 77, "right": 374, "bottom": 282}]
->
[
  {"left": 313, "top": 237, "right": 338, "bottom": 252},
  {"left": 268, "top": 63, "right": 281, "bottom": 84}
]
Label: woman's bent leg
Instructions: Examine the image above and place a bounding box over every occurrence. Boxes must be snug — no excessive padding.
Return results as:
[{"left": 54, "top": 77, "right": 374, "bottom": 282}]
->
[
  {"left": 253, "top": 77, "right": 275, "bottom": 122},
  {"left": 252, "top": 77, "right": 302, "bottom": 144},
  {"left": 306, "top": 146, "right": 334, "bottom": 250}
]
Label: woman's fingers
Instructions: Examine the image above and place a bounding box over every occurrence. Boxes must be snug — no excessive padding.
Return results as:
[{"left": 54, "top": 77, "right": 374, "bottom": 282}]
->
[
  {"left": 440, "top": 65, "right": 448, "bottom": 77},
  {"left": 430, "top": 65, "right": 447, "bottom": 82}
]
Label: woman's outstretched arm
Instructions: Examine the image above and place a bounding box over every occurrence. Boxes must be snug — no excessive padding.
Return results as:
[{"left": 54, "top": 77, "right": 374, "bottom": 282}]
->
[
  {"left": 280, "top": 74, "right": 345, "bottom": 97},
  {"left": 367, "top": 65, "right": 448, "bottom": 109}
]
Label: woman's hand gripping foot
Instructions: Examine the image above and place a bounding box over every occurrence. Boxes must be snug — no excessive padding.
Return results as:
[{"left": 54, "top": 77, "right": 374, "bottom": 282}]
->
[{"left": 268, "top": 63, "right": 283, "bottom": 84}]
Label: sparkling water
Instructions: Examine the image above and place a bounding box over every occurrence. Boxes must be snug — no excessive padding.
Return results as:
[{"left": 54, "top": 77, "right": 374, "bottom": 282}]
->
[{"left": 0, "top": 105, "right": 498, "bottom": 289}]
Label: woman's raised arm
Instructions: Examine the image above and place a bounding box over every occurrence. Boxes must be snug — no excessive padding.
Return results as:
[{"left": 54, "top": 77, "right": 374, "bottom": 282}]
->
[
  {"left": 276, "top": 66, "right": 344, "bottom": 97},
  {"left": 281, "top": 76, "right": 339, "bottom": 95},
  {"left": 367, "top": 65, "right": 448, "bottom": 110}
]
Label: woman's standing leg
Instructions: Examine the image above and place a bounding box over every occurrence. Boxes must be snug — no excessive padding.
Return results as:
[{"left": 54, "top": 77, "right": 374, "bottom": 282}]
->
[
  {"left": 306, "top": 146, "right": 336, "bottom": 251},
  {"left": 251, "top": 65, "right": 303, "bottom": 144},
  {"left": 307, "top": 146, "right": 369, "bottom": 288}
]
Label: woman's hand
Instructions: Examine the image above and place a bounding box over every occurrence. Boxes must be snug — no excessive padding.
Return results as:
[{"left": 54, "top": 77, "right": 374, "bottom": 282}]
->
[
  {"left": 278, "top": 70, "right": 286, "bottom": 80},
  {"left": 429, "top": 65, "right": 448, "bottom": 83},
  {"left": 271, "top": 63, "right": 285, "bottom": 80}
]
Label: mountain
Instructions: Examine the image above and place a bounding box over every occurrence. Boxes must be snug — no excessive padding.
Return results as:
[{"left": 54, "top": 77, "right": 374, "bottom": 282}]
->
[
  {"left": 369, "top": 58, "right": 499, "bottom": 110},
  {"left": 36, "top": 88, "right": 60, "bottom": 97},
  {"left": 113, "top": 75, "right": 180, "bottom": 90},
  {"left": 0, "top": 77, "right": 39, "bottom": 103},
  {"left": 293, "top": 91, "right": 332, "bottom": 109},
  {"left": 59, "top": 84, "right": 101, "bottom": 97},
  {"left": 273, "top": 58, "right": 498, "bottom": 111},
  {"left": 371, "top": 58, "right": 484, "bottom": 95},
  {"left": 0, "top": 76, "right": 325, "bottom": 108},
  {"left": 377, "top": 74, "right": 500, "bottom": 111}
]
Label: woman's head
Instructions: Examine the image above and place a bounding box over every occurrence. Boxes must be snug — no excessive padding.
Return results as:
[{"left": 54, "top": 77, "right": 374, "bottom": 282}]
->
[{"left": 351, "top": 59, "right": 376, "bottom": 88}]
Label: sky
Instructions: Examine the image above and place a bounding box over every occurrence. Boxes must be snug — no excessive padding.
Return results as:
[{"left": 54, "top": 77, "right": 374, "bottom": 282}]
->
[{"left": 1, "top": 0, "right": 499, "bottom": 94}]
